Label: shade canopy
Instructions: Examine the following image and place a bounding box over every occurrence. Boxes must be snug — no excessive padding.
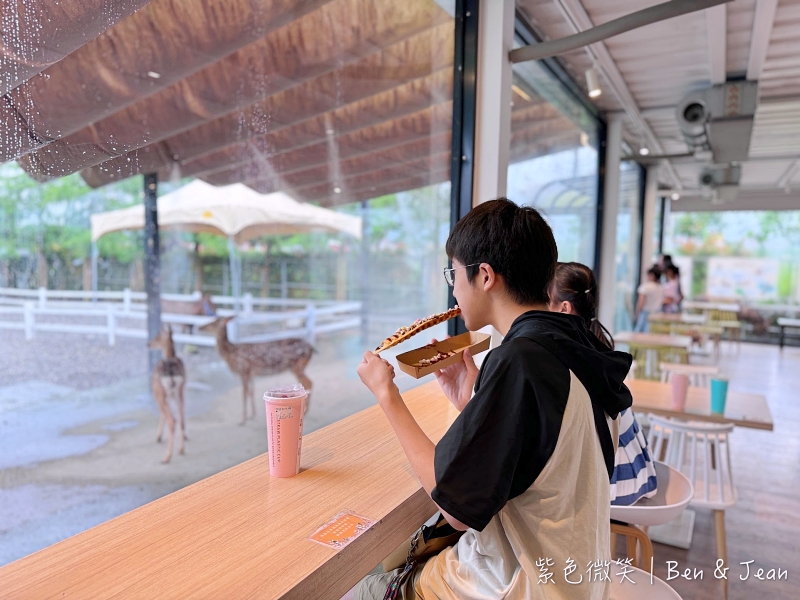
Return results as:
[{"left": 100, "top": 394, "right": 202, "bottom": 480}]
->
[{"left": 90, "top": 180, "right": 362, "bottom": 242}]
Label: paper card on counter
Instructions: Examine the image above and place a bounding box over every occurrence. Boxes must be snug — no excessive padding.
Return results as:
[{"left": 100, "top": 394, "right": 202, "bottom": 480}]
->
[{"left": 309, "top": 511, "right": 375, "bottom": 550}]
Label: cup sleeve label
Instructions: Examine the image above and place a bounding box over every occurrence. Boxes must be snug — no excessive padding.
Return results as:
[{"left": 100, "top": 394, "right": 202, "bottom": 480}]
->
[{"left": 275, "top": 406, "right": 293, "bottom": 420}]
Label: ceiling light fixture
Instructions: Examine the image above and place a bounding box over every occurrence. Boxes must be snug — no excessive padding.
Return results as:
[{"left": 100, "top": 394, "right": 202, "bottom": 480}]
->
[
  {"left": 639, "top": 147, "right": 650, "bottom": 156},
  {"left": 333, "top": 186, "right": 342, "bottom": 194},
  {"left": 147, "top": 71, "right": 161, "bottom": 79},
  {"left": 671, "top": 192, "right": 680, "bottom": 201},
  {"left": 585, "top": 67, "right": 601, "bottom": 98}
]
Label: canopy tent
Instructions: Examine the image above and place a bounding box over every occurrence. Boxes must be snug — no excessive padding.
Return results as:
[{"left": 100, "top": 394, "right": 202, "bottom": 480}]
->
[
  {"left": 90, "top": 179, "right": 362, "bottom": 242},
  {"left": 89, "top": 179, "right": 361, "bottom": 301}
]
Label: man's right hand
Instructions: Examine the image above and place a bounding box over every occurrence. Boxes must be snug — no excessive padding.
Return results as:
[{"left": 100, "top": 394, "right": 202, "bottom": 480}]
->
[{"left": 431, "top": 338, "right": 479, "bottom": 412}]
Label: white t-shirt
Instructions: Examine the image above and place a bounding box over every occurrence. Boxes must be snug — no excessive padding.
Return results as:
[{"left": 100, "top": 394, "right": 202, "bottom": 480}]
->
[{"left": 637, "top": 281, "right": 664, "bottom": 312}]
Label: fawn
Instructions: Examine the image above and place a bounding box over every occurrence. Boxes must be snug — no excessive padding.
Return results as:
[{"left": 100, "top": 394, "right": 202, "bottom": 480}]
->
[
  {"left": 148, "top": 326, "right": 187, "bottom": 463},
  {"left": 199, "top": 317, "right": 313, "bottom": 424}
]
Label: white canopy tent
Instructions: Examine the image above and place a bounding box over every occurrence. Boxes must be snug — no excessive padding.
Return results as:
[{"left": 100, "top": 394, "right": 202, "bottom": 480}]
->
[{"left": 89, "top": 180, "right": 362, "bottom": 301}]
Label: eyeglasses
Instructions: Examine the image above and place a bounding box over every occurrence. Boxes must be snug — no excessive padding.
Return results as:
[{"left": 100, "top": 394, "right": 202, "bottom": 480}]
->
[{"left": 443, "top": 263, "right": 481, "bottom": 287}]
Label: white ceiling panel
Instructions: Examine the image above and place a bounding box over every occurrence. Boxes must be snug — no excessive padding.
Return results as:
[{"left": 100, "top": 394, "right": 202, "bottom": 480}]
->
[{"left": 516, "top": 0, "right": 800, "bottom": 194}]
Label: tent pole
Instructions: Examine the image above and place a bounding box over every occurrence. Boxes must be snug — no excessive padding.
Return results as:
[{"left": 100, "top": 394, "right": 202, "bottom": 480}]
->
[
  {"left": 91, "top": 241, "right": 98, "bottom": 303},
  {"left": 144, "top": 173, "right": 162, "bottom": 374},
  {"left": 360, "top": 201, "right": 369, "bottom": 345},
  {"left": 228, "top": 235, "right": 240, "bottom": 313}
]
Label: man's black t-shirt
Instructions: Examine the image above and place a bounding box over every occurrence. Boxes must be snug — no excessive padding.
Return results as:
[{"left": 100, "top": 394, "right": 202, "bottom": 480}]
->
[{"left": 431, "top": 311, "right": 632, "bottom": 532}]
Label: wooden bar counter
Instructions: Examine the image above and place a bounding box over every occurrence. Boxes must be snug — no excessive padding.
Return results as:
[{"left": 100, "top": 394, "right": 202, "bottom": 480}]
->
[{"left": 0, "top": 381, "right": 457, "bottom": 600}]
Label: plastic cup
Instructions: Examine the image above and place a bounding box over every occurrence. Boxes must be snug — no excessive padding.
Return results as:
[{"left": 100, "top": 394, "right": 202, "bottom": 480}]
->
[
  {"left": 264, "top": 384, "right": 308, "bottom": 478},
  {"left": 670, "top": 373, "right": 689, "bottom": 411},
  {"left": 710, "top": 378, "right": 729, "bottom": 415}
]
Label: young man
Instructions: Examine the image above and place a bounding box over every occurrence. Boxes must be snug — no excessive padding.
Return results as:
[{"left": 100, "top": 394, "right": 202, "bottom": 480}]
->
[
  {"left": 634, "top": 267, "right": 664, "bottom": 332},
  {"left": 355, "top": 199, "right": 632, "bottom": 599}
]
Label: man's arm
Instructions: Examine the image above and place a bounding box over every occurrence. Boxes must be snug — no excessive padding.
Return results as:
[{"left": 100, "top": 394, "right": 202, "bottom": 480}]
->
[{"left": 357, "top": 351, "right": 470, "bottom": 531}]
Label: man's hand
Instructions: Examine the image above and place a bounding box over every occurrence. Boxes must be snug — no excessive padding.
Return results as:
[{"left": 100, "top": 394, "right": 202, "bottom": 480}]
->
[
  {"left": 431, "top": 339, "right": 479, "bottom": 412},
  {"left": 356, "top": 351, "right": 399, "bottom": 404}
]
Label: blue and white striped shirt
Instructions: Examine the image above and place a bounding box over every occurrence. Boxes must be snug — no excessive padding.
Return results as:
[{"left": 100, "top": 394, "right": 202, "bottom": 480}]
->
[{"left": 610, "top": 408, "right": 658, "bottom": 505}]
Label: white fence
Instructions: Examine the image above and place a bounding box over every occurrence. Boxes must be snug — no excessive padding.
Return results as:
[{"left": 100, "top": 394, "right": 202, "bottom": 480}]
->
[{"left": 0, "top": 287, "right": 361, "bottom": 347}]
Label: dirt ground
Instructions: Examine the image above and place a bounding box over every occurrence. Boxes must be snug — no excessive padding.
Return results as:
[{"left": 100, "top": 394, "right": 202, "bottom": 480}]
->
[{"left": 0, "top": 326, "right": 445, "bottom": 566}]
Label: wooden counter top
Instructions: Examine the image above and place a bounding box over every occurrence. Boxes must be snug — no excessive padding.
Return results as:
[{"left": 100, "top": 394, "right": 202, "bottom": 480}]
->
[{"left": 0, "top": 381, "right": 457, "bottom": 600}]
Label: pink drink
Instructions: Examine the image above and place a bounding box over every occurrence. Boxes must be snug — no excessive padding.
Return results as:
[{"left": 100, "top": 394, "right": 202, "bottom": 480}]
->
[
  {"left": 264, "top": 384, "right": 307, "bottom": 478},
  {"left": 670, "top": 373, "right": 689, "bottom": 410}
]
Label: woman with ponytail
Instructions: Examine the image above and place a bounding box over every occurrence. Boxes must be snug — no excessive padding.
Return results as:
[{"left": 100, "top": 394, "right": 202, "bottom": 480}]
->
[{"left": 549, "top": 262, "right": 658, "bottom": 506}]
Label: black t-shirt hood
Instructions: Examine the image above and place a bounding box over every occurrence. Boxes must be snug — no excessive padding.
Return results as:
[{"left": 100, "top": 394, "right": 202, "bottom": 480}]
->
[{"left": 505, "top": 310, "right": 633, "bottom": 418}]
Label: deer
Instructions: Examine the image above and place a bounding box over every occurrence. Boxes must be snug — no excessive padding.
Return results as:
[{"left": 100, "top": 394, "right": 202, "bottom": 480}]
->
[
  {"left": 199, "top": 317, "right": 313, "bottom": 425},
  {"left": 148, "top": 326, "right": 187, "bottom": 463}
]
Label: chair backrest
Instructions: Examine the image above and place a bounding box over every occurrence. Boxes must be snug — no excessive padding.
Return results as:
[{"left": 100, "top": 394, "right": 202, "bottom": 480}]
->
[
  {"left": 609, "top": 565, "right": 683, "bottom": 599},
  {"left": 659, "top": 362, "right": 720, "bottom": 387},
  {"left": 646, "top": 415, "right": 736, "bottom": 510}
]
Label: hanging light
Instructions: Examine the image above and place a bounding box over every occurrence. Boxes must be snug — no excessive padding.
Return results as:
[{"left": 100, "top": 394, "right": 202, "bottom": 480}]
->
[
  {"left": 671, "top": 192, "right": 680, "bottom": 201},
  {"left": 585, "top": 68, "right": 602, "bottom": 98}
]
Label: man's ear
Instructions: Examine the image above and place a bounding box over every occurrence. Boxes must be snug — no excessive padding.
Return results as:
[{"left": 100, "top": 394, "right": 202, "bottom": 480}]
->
[{"left": 479, "top": 263, "right": 498, "bottom": 292}]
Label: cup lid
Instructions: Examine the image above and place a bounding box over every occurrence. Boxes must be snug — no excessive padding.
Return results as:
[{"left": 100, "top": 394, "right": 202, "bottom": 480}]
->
[{"left": 264, "top": 383, "right": 306, "bottom": 399}]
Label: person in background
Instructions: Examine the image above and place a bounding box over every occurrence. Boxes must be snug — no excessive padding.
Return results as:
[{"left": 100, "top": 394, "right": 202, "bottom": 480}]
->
[
  {"left": 658, "top": 254, "right": 675, "bottom": 274},
  {"left": 549, "top": 262, "right": 657, "bottom": 506},
  {"left": 662, "top": 264, "right": 683, "bottom": 313},
  {"left": 634, "top": 267, "right": 664, "bottom": 332}
]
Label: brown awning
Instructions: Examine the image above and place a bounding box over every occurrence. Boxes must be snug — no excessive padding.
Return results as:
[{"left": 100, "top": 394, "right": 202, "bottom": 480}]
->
[{"left": 3, "top": 0, "right": 585, "bottom": 208}]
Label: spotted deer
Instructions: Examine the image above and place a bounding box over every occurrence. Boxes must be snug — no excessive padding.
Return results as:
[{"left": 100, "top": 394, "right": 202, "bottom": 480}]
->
[
  {"left": 148, "top": 326, "right": 187, "bottom": 463},
  {"left": 199, "top": 317, "right": 313, "bottom": 425}
]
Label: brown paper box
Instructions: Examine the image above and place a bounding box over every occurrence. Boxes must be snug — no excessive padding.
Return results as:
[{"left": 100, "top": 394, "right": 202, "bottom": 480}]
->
[{"left": 395, "top": 332, "right": 491, "bottom": 379}]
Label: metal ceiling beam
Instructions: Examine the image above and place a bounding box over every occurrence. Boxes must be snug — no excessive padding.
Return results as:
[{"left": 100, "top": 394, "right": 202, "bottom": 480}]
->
[
  {"left": 706, "top": 4, "right": 727, "bottom": 84},
  {"left": 747, "top": 0, "right": 779, "bottom": 81},
  {"left": 545, "top": 0, "right": 688, "bottom": 190},
  {"left": 510, "top": 0, "right": 730, "bottom": 64}
]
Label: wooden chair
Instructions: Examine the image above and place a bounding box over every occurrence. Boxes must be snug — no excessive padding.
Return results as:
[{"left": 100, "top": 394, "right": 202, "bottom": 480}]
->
[
  {"left": 647, "top": 416, "right": 737, "bottom": 599},
  {"left": 609, "top": 565, "right": 683, "bottom": 599},
  {"left": 659, "top": 363, "right": 720, "bottom": 388}
]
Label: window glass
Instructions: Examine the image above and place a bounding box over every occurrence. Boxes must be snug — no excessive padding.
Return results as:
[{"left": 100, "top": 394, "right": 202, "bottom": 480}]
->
[
  {"left": 613, "top": 162, "right": 643, "bottom": 332},
  {"left": 0, "top": 0, "right": 454, "bottom": 565},
  {"left": 506, "top": 56, "right": 600, "bottom": 268}
]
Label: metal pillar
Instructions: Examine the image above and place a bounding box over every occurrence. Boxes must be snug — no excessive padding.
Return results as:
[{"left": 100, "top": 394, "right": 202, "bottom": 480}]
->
[
  {"left": 640, "top": 166, "right": 659, "bottom": 282},
  {"left": 447, "top": 0, "right": 480, "bottom": 338},
  {"left": 144, "top": 173, "right": 162, "bottom": 372},
  {"left": 598, "top": 114, "right": 622, "bottom": 329}
]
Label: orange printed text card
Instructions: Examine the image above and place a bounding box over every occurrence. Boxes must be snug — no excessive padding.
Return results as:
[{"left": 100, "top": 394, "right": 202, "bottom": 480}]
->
[{"left": 309, "top": 511, "right": 376, "bottom": 550}]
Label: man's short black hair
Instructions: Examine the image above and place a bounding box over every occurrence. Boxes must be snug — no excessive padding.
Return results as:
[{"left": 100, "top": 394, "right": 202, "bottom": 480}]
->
[{"left": 445, "top": 198, "right": 557, "bottom": 305}]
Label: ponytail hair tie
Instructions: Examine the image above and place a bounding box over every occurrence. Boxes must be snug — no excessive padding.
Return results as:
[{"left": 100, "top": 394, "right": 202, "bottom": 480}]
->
[
  {"left": 590, "top": 317, "right": 597, "bottom": 322},
  {"left": 585, "top": 289, "right": 592, "bottom": 294}
]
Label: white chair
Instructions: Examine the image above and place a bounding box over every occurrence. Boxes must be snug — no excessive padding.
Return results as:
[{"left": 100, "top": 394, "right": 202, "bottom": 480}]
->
[
  {"left": 659, "top": 362, "right": 720, "bottom": 387},
  {"left": 647, "top": 416, "right": 736, "bottom": 599},
  {"left": 610, "top": 462, "right": 693, "bottom": 569},
  {"left": 609, "top": 565, "right": 683, "bottom": 600}
]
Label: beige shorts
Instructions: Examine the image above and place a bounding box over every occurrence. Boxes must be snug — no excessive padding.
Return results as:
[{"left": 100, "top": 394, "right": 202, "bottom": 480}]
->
[{"left": 352, "top": 566, "right": 424, "bottom": 600}]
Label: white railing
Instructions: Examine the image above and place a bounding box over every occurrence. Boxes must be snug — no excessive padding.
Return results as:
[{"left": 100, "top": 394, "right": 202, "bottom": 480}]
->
[{"left": 0, "top": 287, "right": 361, "bottom": 347}]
